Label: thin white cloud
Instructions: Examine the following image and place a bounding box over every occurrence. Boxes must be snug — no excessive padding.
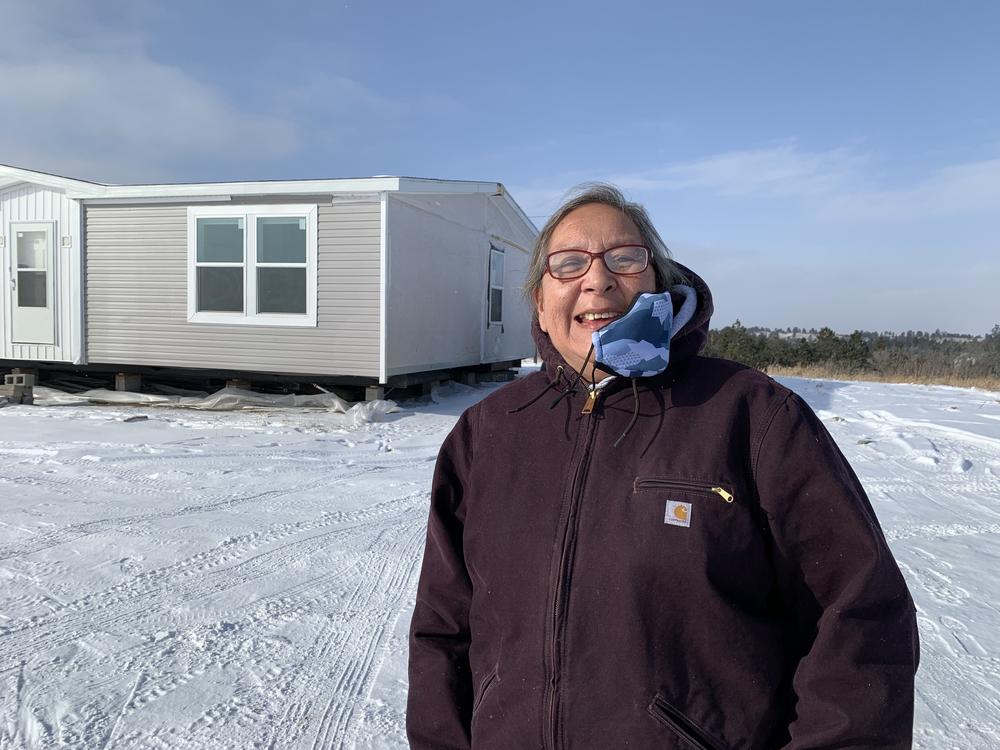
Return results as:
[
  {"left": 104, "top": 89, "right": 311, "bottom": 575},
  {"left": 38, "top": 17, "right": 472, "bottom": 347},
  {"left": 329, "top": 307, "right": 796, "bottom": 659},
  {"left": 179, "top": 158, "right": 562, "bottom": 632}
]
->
[
  {"left": 0, "top": 1, "right": 459, "bottom": 182},
  {"left": 510, "top": 142, "right": 871, "bottom": 220},
  {"left": 518, "top": 141, "right": 1000, "bottom": 230},
  {"left": 818, "top": 157, "right": 1000, "bottom": 222},
  {"left": 280, "top": 74, "right": 404, "bottom": 118},
  {"left": 610, "top": 141, "right": 870, "bottom": 198},
  {"left": 0, "top": 2, "right": 299, "bottom": 182},
  {"left": 1, "top": 59, "right": 298, "bottom": 168},
  {"left": 512, "top": 143, "right": 1000, "bottom": 333}
]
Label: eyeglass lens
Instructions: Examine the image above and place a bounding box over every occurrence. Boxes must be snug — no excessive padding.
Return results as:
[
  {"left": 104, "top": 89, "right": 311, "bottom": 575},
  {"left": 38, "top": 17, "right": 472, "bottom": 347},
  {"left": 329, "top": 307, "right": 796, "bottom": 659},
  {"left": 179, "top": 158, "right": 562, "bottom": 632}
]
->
[{"left": 547, "top": 246, "right": 649, "bottom": 279}]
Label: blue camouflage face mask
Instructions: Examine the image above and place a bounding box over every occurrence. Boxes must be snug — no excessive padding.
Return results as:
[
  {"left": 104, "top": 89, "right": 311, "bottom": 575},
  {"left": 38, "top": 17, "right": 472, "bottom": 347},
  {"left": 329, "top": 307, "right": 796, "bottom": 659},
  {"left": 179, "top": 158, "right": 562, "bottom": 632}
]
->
[{"left": 591, "top": 286, "right": 697, "bottom": 378}]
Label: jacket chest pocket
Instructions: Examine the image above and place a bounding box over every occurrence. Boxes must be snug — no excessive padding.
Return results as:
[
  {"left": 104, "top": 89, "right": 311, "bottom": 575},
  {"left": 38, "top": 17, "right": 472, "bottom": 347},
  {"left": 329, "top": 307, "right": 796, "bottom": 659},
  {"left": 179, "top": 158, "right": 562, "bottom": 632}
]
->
[
  {"left": 632, "top": 477, "right": 740, "bottom": 531},
  {"left": 634, "top": 478, "right": 735, "bottom": 527},
  {"left": 628, "top": 476, "right": 760, "bottom": 573}
]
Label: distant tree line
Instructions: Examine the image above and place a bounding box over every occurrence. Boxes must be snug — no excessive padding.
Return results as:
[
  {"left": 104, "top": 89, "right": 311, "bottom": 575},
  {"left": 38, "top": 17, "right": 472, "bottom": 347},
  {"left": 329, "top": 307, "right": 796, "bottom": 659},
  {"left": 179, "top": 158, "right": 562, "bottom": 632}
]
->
[{"left": 702, "top": 323, "right": 1000, "bottom": 383}]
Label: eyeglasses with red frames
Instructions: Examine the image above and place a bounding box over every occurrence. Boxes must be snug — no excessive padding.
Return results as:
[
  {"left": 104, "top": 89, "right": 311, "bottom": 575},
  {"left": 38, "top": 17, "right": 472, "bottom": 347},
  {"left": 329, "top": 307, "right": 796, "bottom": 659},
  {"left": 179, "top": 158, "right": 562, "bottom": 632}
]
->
[{"left": 544, "top": 245, "right": 650, "bottom": 280}]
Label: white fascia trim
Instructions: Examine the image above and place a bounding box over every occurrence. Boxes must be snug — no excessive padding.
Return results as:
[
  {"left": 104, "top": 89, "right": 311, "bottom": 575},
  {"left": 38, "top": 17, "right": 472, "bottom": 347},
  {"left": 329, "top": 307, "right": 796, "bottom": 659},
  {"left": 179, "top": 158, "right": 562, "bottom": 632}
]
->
[
  {"left": 394, "top": 179, "right": 536, "bottom": 234},
  {"left": 395, "top": 178, "right": 503, "bottom": 195},
  {"left": 497, "top": 188, "right": 538, "bottom": 235},
  {"left": 85, "top": 196, "right": 233, "bottom": 206},
  {"left": 0, "top": 165, "right": 106, "bottom": 197},
  {"left": 76, "top": 177, "right": 403, "bottom": 201},
  {"left": 379, "top": 192, "right": 389, "bottom": 384}
]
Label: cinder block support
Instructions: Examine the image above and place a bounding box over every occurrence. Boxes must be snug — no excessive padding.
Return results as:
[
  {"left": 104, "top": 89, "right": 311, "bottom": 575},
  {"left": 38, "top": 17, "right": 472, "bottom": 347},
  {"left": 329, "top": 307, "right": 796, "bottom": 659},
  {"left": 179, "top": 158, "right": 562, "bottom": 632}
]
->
[
  {"left": 4, "top": 373, "right": 37, "bottom": 387},
  {"left": 225, "top": 378, "right": 252, "bottom": 390},
  {"left": 365, "top": 385, "right": 385, "bottom": 401},
  {"left": 0, "top": 383, "right": 34, "bottom": 405},
  {"left": 460, "top": 371, "right": 477, "bottom": 386},
  {"left": 115, "top": 372, "right": 142, "bottom": 392}
]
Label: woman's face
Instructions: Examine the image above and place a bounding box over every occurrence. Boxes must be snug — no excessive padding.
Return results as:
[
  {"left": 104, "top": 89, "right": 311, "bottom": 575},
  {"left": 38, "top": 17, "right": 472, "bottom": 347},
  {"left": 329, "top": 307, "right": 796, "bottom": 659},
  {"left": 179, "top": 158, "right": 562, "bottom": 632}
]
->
[{"left": 535, "top": 203, "right": 657, "bottom": 377}]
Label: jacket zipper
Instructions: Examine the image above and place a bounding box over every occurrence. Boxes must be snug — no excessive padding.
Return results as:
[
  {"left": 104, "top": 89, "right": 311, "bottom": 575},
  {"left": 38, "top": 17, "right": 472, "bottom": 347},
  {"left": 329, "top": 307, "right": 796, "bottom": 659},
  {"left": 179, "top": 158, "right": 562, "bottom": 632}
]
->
[
  {"left": 635, "top": 478, "right": 734, "bottom": 504},
  {"left": 647, "top": 694, "right": 725, "bottom": 750},
  {"left": 544, "top": 389, "right": 602, "bottom": 749}
]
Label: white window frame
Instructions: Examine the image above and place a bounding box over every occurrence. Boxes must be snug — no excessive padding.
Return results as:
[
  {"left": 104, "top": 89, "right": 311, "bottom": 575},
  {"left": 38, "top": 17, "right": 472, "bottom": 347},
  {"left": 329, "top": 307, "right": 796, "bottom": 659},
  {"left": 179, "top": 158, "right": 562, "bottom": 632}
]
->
[
  {"left": 488, "top": 245, "right": 504, "bottom": 327},
  {"left": 186, "top": 204, "right": 318, "bottom": 327}
]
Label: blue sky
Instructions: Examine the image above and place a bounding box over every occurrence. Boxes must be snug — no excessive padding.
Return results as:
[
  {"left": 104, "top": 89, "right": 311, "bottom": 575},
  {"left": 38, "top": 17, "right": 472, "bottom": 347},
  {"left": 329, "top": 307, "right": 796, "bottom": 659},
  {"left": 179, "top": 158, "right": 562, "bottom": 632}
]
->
[{"left": 3, "top": 0, "right": 998, "bottom": 333}]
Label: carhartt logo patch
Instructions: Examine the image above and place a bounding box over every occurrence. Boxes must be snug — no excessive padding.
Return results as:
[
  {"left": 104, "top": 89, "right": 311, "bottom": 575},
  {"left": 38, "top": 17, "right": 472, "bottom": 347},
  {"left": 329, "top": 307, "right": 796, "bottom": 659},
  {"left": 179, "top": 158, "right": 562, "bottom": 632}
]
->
[{"left": 665, "top": 501, "right": 692, "bottom": 527}]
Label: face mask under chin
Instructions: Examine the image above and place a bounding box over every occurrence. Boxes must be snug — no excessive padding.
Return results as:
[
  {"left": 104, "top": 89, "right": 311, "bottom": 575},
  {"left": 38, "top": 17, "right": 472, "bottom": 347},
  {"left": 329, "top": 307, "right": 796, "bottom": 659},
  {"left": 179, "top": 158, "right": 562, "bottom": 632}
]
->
[{"left": 591, "top": 286, "right": 696, "bottom": 378}]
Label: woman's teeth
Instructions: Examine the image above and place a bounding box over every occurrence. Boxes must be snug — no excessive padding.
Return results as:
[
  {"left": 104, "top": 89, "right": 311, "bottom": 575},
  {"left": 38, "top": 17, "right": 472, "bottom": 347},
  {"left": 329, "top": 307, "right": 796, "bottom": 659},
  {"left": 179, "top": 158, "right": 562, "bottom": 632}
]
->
[{"left": 580, "top": 312, "right": 620, "bottom": 321}]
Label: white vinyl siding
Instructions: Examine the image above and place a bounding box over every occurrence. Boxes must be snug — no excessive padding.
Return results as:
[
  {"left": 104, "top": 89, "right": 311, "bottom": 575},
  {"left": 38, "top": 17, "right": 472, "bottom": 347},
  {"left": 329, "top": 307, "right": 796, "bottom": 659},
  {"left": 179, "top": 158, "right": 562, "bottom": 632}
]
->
[{"left": 85, "top": 200, "right": 380, "bottom": 377}]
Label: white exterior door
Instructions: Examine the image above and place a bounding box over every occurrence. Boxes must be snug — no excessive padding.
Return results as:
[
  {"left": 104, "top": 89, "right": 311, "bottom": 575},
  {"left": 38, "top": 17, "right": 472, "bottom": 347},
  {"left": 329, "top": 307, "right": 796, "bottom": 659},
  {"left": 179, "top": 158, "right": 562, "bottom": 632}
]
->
[
  {"left": 10, "top": 221, "right": 56, "bottom": 344},
  {"left": 482, "top": 245, "right": 505, "bottom": 360}
]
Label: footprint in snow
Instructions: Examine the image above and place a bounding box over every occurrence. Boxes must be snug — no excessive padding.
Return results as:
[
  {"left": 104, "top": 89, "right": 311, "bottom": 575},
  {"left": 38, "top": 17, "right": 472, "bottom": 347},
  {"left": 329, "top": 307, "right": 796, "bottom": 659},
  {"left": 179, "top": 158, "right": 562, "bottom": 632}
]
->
[
  {"left": 911, "top": 546, "right": 953, "bottom": 570},
  {"left": 939, "top": 615, "right": 988, "bottom": 657}
]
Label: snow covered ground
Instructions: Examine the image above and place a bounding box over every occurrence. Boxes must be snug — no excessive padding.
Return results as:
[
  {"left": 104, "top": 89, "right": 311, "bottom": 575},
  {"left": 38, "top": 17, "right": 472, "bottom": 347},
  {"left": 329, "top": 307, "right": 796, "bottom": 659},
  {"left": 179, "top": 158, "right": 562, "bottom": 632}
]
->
[{"left": 1, "top": 372, "right": 999, "bottom": 749}]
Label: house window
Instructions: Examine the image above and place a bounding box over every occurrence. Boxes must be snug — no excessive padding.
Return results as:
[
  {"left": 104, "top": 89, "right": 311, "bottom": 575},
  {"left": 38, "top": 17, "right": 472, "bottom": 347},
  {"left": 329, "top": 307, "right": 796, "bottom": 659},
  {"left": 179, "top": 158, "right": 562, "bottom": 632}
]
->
[
  {"left": 196, "top": 218, "right": 244, "bottom": 312},
  {"left": 488, "top": 246, "right": 504, "bottom": 325},
  {"left": 187, "top": 205, "right": 317, "bottom": 326}
]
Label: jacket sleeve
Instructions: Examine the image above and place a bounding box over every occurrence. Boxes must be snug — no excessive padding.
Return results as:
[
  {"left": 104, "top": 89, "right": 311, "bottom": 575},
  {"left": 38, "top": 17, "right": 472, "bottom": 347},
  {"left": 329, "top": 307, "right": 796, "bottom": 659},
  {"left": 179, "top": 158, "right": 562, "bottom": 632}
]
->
[
  {"left": 753, "top": 392, "right": 919, "bottom": 750},
  {"left": 406, "top": 409, "right": 476, "bottom": 750}
]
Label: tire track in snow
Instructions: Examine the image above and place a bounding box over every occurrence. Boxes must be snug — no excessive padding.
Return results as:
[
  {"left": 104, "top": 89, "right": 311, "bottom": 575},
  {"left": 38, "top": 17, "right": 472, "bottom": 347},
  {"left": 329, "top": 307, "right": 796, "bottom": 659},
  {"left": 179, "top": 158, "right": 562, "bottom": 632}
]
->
[
  {"left": 253, "top": 506, "right": 425, "bottom": 750},
  {"left": 0, "top": 492, "right": 427, "bottom": 670},
  {"left": 0, "top": 491, "right": 428, "bottom": 749},
  {"left": 912, "top": 610, "right": 1000, "bottom": 749},
  {"left": 312, "top": 519, "right": 424, "bottom": 749},
  {"left": 887, "top": 522, "right": 1000, "bottom": 542},
  {"left": 0, "top": 455, "right": 429, "bottom": 561}
]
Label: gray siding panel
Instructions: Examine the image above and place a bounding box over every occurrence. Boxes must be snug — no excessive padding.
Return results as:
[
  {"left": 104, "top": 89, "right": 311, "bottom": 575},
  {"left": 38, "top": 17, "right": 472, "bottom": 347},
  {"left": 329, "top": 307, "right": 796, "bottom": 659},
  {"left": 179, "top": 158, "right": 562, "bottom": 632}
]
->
[{"left": 85, "top": 202, "right": 380, "bottom": 377}]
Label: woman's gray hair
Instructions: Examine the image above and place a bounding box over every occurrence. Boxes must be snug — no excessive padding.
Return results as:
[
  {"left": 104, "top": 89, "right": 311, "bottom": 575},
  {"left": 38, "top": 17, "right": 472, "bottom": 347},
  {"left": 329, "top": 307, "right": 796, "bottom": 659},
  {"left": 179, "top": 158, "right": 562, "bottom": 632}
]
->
[{"left": 523, "top": 183, "right": 684, "bottom": 304}]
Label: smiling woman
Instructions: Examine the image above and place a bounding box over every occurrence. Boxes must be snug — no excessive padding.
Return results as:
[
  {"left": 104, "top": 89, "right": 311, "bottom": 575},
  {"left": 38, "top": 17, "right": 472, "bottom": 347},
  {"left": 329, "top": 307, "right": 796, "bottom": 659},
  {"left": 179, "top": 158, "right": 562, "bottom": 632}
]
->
[
  {"left": 535, "top": 203, "right": 656, "bottom": 377},
  {"left": 408, "top": 184, "right": 920, "bottom": 750}
]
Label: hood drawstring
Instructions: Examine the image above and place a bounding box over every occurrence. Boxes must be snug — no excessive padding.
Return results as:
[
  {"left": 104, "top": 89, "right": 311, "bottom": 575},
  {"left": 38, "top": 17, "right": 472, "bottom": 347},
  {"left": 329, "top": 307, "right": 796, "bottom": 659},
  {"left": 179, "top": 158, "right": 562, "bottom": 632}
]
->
[
  {"left": 506, "top": 365, "right": 565, "bottom": 414},
  {"left": 509, "top": 344, "right": 640, "bottom": 448},
  {"left": 613, "top": 378, "right": 641, "bottom": 448},
  {"left": 548, "top": 343, "right": 594, "bottom": 410}
]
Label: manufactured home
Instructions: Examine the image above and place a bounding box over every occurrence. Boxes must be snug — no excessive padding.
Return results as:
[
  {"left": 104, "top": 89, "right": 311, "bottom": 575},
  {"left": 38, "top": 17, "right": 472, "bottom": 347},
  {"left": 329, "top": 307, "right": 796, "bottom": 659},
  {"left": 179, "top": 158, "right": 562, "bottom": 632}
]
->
[{"left": 0, "top": 165, "right": 537, "bottom": 390}]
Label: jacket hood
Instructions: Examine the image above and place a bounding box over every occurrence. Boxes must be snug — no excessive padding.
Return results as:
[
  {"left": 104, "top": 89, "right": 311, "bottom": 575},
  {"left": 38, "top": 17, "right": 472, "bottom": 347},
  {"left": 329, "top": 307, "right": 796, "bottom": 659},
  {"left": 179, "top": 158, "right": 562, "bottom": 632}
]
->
[{"left": 531, "top": 262, "right": 714, "bottom": 383}]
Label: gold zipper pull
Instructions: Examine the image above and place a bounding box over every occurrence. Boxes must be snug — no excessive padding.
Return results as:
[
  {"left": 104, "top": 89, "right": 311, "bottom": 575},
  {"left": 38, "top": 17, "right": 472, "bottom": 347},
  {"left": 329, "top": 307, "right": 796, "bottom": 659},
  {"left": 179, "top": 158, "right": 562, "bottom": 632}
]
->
[
  {"left": 711, "top": 487, "right": 734, "bottom": 503},
  {"left": 581, "top": 389, "right": 598, "bottom": 414}
]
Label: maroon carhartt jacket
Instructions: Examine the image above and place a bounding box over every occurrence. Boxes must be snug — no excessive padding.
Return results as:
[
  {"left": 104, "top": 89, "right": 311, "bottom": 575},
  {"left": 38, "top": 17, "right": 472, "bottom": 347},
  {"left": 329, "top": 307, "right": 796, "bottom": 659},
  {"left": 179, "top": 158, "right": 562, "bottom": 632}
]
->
[{"left": 407, "top": 269, "right": 918, "bottom": 749}]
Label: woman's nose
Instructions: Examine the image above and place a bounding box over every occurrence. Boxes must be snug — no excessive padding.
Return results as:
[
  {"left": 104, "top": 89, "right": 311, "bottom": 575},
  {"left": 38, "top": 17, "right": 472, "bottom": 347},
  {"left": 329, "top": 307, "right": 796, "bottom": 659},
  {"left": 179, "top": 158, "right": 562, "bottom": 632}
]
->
[{"left": 581, "top": 256, "right": 617, "bottom": 292}]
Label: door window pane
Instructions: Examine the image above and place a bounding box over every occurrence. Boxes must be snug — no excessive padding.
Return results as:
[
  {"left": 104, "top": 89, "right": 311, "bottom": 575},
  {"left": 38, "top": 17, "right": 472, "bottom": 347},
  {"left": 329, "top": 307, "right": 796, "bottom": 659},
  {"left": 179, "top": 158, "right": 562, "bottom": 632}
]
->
[
  {"left": 197, "top": 218, "right": 244, "bottom": 262},
  {"left": 17, "top": 231, "right": 48, "bottom": 269},
  {"left": 489, "top": 288, "right": 503, "bottom": 324},
  {"left": 489, "top": 249, "right": 504, "bottom": 324},
  {"left": 490, "top": 249, "right": 504, "bottom": 283},
  {"left": 257, "top": 217, "right": 307, "bottom": 263},
  {"left": 197, "top": 267, "right": 244, "bottom": 311},
  {"left": 258, "top": 268, "right": 307, "bottom": 314},
  {"left": 18, "top": 271, "right": 47, "bottom": 308}
]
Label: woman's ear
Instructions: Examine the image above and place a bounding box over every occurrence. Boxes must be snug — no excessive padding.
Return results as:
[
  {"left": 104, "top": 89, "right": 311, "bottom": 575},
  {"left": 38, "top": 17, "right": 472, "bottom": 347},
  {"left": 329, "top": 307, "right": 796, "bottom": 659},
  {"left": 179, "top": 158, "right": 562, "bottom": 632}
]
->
[{"left": 534, "top": 287, "right": 547, "bottom": 332}]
